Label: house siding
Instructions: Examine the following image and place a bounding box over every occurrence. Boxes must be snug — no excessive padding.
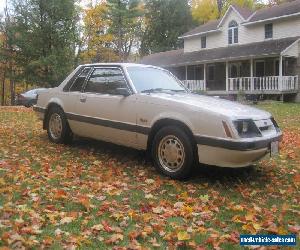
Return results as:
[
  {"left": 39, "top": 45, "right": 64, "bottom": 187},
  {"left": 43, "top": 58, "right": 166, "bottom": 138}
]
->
[{"left": 184, "top": 10, "right": 300, "bottom": 53}]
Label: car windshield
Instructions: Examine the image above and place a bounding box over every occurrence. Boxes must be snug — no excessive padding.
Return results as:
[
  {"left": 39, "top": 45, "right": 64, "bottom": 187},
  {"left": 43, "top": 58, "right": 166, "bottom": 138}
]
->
[{"left": 126, "top": 66, "right": 187, "bottom": 93}]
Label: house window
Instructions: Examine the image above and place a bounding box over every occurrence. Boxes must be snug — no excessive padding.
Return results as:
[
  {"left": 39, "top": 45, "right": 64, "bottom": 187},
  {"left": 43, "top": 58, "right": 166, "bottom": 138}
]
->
[
  {"left": 228, "top": 20, "right": 238, "bottom": 44},
  {"left": 208, "top": 65, "right": 215, "bottom": 80},
  {"left": 265, "top": 23, "right": 273, "bottom": 39},
  {"left": 201, "top": 36, "right": 206, "bottom": 48}
]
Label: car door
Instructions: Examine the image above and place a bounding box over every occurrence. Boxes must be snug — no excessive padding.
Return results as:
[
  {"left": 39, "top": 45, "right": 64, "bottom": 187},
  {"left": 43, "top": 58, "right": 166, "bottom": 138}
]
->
[
  {"left": 72, "top": 67, "right": 138, "bottom": 148},
  {"left": 60, "top": 67, "right": 92, "bottom": 132}
]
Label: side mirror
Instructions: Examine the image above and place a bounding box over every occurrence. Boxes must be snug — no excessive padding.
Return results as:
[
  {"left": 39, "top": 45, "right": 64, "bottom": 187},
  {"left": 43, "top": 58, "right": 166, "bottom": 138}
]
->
[{"left": 116, "top": 87, "right": 130, "bottom": 97}]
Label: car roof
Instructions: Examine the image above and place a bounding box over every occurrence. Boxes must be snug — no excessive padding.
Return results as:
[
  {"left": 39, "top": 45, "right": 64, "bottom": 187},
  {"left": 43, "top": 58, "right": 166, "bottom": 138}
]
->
[{"left": 78, "top": 63, "right": 163, "bottom": 70}]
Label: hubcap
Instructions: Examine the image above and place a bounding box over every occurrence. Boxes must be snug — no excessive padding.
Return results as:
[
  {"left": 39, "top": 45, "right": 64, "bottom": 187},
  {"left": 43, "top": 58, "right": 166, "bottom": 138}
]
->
[
  {"left": 49, "top": 113, "right": 63, "bottom": 140},
  {"left": 158, "top": 135, "right": 185, "bottom": 172}
]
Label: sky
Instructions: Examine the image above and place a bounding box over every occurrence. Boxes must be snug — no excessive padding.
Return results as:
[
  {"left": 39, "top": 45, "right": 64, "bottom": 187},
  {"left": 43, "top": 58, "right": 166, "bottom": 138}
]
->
[
  {"left": 0, "top": 0, "right": 6, "bottom": 15},
  {"left": 0, "top": 0, "right": 271, "bottom": 17}
]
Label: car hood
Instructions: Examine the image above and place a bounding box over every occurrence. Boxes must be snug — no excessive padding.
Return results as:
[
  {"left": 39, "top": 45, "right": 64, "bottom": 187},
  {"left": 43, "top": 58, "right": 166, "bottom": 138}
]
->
[{"left": 147, "top": 93, "right": 271, "bottom": 120}]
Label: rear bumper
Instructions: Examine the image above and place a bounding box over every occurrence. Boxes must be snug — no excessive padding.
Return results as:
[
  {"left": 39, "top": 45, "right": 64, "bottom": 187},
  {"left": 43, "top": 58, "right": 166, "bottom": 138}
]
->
[{"left": 196, "top": 133, "right": 282, "bottom": 167}]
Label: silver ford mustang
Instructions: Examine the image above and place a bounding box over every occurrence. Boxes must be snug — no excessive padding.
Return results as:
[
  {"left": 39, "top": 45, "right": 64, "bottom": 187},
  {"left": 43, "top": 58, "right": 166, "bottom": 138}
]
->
[{"left": 34, "top": 63, "right": 282, "bottom": 179}]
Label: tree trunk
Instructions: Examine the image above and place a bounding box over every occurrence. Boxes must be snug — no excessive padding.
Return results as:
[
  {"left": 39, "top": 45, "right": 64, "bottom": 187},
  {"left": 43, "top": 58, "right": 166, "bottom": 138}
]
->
[
  {"left": 1, "top": 70, "right": 6, "bottom": 106},
  {"left": 10, "top": 72, "right": 15, "bottom": 106}
]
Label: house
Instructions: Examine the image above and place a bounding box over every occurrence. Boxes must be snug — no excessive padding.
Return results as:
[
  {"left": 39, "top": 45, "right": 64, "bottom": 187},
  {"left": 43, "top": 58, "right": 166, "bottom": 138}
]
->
[{"left": 141, "top": 0, "right": 300, "bottom": 100}]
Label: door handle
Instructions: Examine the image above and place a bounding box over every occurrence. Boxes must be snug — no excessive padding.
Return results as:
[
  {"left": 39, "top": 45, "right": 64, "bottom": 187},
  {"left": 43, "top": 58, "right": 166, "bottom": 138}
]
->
[{"left": 80, "top": 95, "right": 87, "bottom": 103}]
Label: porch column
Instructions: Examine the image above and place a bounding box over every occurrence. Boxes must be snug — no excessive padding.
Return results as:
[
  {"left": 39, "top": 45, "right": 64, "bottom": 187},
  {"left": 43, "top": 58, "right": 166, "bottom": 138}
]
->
[
  {"left": 279, "top": 55, "right": 283, "bottom": 91},
  {"left": 226, "top": 61, "right": 229, "bottom": 91},
  {"left": 185, "top": 65, "right": 188, "bottom": 81},
  {"left": 250, "top": 58, "right": 254, "bottom": 91},
  {"left": 203, "top": 64, "right": 206, "bottom": 91}
]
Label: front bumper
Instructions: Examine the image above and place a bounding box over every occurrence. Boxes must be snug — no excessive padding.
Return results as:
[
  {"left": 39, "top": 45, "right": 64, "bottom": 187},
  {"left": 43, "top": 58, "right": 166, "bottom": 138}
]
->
[{"left": 196, "top": 133, "right": 282, "bottom": 168}]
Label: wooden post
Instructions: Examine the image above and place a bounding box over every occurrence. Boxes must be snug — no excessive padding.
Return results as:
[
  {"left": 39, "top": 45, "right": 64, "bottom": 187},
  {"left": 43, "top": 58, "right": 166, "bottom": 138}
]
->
[
  {"left": 279, "top": 55, "right": 283, "bottom": 91},
  {"left": 226, "top": 61, "right": 229, "bottom": 91},
  {"left": 203, "top": 64, "right": 206, "bottom": 91},
  {"left": 250, "top": 58, "right": 254, "bottom": 91}
]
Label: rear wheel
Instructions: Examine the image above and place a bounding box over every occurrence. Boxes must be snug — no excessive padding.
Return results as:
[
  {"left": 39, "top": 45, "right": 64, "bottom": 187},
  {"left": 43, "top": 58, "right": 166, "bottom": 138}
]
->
[
  {"left": 46, "top": 106, "right": 73, "bottom": 144},
  {"left": 152, "top": 126, "right": 194, "bottom": 179}
]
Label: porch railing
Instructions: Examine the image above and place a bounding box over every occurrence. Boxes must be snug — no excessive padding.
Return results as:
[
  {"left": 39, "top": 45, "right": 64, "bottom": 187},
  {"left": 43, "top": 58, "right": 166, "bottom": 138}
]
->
[
  {"left": 228, "top": 76, "right": 299, "bottom": 91},
  {"left": 182, "top": 80, "right": 205, "bottom": 92}
]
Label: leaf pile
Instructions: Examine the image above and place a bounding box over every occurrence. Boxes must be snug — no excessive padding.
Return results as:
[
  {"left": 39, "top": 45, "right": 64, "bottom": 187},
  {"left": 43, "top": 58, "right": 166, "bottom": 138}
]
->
[{"left": 0, "top": 104, "right": 299, "bottom": 249}]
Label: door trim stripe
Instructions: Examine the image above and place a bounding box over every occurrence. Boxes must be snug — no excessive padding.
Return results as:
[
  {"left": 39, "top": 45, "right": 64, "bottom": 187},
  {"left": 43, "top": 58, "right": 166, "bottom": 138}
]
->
[{"left": 66, "top": 112, "right": 151, "bottom": 135}]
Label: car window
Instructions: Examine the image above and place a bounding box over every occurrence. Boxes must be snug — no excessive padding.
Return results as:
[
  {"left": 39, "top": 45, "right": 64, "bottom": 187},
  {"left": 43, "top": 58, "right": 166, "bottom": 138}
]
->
[
  {"left": 63, "top": 67, "right": 83, "bottom": 91},
  {"left": 126, "top": 66, "right": 186, "bottom": 93},
  {"left": 69, "top": 67, "right": 91, "bottom": 92},
  {"left": 84, "top": 68, "right": 128, "bottom": 95}
]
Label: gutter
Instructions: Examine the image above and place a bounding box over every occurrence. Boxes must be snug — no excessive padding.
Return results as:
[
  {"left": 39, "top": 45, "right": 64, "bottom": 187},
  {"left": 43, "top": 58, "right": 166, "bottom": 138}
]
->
[
  {"left": 178, "top": 29, "right": 221, "bottom": 39},
  {"left": 243, "top": 12, "right": 300, "bottom": 26}
]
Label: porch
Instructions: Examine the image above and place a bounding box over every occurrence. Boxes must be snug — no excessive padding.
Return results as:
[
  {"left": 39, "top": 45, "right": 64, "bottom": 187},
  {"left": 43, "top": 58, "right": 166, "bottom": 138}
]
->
[
  {"left": 141, "top": 37, "right": 300, "bottom": 97},
  {"left": 168, "top": 56, "right": 299, "bottom": 94}
]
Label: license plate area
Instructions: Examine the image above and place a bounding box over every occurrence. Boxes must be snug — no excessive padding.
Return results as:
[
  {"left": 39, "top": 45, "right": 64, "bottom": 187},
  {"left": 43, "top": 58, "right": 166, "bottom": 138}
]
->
[{"left": 270, "top": 141, "right": 279, "bottom": 156}]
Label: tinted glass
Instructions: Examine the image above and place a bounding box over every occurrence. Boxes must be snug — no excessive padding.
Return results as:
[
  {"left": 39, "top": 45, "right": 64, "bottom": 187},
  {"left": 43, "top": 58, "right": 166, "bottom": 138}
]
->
[
  {"left": 126, "top": 66, "right": 186, "bottom": 93},
  {"left": 69, "top": 67, "right": 91, "bottom": 92},
  {"left": 63, "top": 67, "right": 83, "bottom": 91},
  {"left": 201, "top": 36, "right": 206, "bottom": 48},
  {"left": 265, "top": 23, "right": 273, "bottom": 39},
  {"left": 85, "top": 68, "right": 127, "bottom": 94}
]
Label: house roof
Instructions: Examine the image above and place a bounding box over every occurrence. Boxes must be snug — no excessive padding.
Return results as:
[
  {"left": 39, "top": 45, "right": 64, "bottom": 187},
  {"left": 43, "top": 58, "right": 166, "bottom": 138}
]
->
[
  {"left": 232, "top": 4, "right": 253, "bottom": 19},
  {"left": 180, "top": 0, "right": 300, "bottom": 38},
  {"left": 248, "top": 0, "right": 300, "bottom": 23},
  {"left": 140, "top": 37, "right": 299, "bottom": 67},
  {"left": 179, "top": 19, "right": 220, "bottom": 38}
]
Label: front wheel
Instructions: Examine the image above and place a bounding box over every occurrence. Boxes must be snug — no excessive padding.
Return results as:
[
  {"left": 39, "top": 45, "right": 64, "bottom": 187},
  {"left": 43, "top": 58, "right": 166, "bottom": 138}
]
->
[
  {"left": 152, "top": 126, "right": 195, "bottom": 180},
  {"left": 46, "top": 106, "right": 73, "bottom": 144}
]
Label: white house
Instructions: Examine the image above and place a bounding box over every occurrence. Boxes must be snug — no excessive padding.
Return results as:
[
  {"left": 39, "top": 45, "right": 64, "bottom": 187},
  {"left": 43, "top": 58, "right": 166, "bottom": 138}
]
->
[{"left": 141, "top": 0, "right": 300, "bottom": 99}]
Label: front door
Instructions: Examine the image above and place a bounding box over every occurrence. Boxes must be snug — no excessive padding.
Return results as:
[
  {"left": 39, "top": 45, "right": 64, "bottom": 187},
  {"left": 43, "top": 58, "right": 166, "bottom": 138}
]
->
[{"left": 74, "top": 67, "right": 138, "bottom": 148}]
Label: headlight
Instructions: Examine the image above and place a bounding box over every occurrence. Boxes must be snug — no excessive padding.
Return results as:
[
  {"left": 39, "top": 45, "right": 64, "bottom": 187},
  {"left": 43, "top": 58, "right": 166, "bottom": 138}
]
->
[{"left": 233, "top": 119, "right": 262, "bottom": 138}]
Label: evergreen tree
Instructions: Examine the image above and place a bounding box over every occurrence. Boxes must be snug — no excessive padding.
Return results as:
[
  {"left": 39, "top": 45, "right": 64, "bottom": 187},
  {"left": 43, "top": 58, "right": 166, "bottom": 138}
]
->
[
  {"left": 8, "top": 0, "right": 80, "bottom": 87},
  {"left": 140, "top": 0, "right": 192, "bottom": 55},
  {"left": 106, "top": 0, "right": 143, "bottom": 62}
]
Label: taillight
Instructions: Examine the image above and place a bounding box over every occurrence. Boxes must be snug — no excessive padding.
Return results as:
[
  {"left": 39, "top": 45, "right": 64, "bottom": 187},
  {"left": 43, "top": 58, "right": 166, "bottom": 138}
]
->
[{"left": 18, "top": 95, "right": 25, "bottom": 100}]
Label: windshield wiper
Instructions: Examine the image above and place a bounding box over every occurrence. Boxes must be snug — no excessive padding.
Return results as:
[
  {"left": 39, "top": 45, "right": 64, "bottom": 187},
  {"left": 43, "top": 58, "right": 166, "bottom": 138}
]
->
[
  {"left": 141, "top": 88, "right": 164, "bottom": 93},
  {"left": 141, "top": 88, "right": 185, "bottom": 93}
]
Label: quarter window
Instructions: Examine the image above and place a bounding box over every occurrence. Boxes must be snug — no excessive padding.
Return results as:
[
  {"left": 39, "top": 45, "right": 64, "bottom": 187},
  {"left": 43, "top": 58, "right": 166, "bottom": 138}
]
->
[
  {"left": 201, "top": 36, "right": 206, "bottom": 48},
  {"left": 69, "top": 67, "right": 91, "bottom": 92},
  {"left": 265, "top": 23, "right": 273, "bottom": 39},
  {"left": 85, "top": 68, "right": 128, "bottom": 95},
  {"left": 228, "top": 20, "right": 238, "bottom": 44}
]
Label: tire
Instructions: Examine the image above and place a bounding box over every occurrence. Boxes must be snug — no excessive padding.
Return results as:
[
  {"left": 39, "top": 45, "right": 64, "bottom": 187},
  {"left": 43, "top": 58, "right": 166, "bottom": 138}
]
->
[
  {"left": 152, "top": 126, "right": 195, "bottom": 180},
  {"left": 46, "top": 106, "right": 73, "bottom": 144}
]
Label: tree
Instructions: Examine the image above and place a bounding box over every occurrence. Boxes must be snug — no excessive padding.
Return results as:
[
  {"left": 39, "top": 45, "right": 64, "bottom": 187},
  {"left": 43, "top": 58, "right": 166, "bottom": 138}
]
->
[
  {"left": 7, "top": 0, "right": 80, "bottom": 87},
  {"left": 191, "top": 0, "right": 219, "bottom": 24},
  {"left": 106, "top": 0, "right": 143, "bottom": 62},
  {"left": 0, "top": 0, "right": 16, "bottom": 105},
  {"left": 191, "top": 0, "right": 262, "bottom": 24},
  {"left": 80, "top": 1, "right": 119, "bottom": 63},
  {"left": 140, "top": 0, "right": 192, "bottom": 55}
]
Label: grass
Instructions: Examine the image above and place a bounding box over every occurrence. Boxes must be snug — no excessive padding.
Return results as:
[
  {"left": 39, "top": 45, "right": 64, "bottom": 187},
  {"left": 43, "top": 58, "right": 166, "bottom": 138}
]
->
[{"left": 0, "top": 102, "right": 299, "bottom": 249}]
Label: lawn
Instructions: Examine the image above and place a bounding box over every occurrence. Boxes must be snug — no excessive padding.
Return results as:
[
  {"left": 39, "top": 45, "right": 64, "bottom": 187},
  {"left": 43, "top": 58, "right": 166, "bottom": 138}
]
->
[{"left": 0, "top": 103, "right": 299, "bottom": 249}]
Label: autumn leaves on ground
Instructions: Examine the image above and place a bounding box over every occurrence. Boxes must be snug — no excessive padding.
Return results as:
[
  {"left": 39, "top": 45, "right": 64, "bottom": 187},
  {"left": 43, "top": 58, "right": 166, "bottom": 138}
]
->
[{"left": 0, "top": 102, "right": 299, "bottom": 249}]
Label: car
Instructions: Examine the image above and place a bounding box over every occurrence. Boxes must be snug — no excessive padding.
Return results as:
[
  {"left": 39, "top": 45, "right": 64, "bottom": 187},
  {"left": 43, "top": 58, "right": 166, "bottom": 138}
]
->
[
  {"left": 33, "top": 63, "right": 282, "bottom": 179},
  {"left": 16, "top": 88, "right": 47, "bottom": 107}
]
